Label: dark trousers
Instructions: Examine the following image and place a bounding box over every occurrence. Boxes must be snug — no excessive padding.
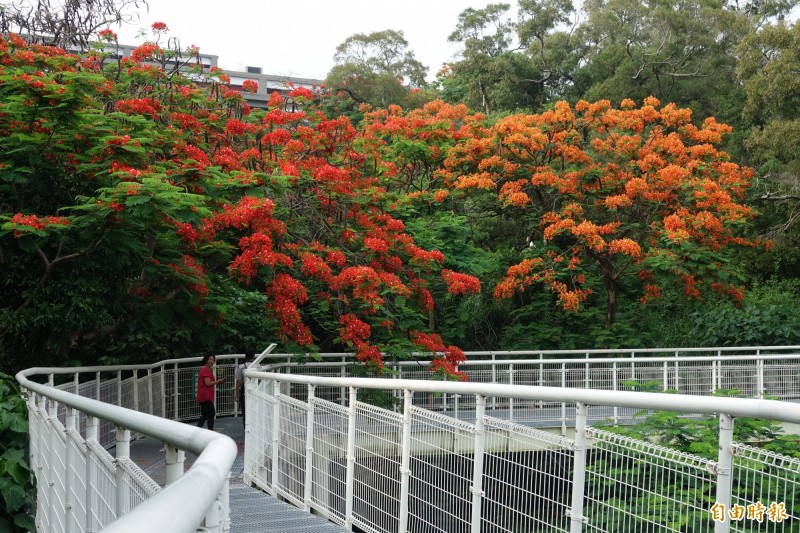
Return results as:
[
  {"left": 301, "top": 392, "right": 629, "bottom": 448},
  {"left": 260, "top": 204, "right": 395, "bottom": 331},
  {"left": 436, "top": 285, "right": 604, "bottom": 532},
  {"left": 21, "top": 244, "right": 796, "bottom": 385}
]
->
[
  {"left": 239, "top": 385, "right": 246, "bottom": 427},
  {"left": 198, "top": 400, "right": 215, "bottom": 430}
]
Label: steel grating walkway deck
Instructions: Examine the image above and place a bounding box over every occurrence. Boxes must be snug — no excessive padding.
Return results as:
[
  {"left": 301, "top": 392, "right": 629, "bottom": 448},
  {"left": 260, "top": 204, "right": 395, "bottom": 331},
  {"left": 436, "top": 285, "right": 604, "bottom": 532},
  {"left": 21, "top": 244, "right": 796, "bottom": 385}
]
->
[{"left": 129, "top": 417, "right": 346, "bottom": 533}]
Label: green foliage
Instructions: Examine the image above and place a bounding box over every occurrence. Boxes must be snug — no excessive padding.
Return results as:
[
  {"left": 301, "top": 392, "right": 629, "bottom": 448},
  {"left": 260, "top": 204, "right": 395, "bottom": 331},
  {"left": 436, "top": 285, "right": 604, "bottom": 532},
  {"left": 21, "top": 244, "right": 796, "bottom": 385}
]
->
[
  {"left": 325, "top": 29, "right": 431, "bottom": 112},
  {"left": 0, "top": 374, "right": 34, "bottom": 533},
  {"left": 587, "top": 385, "right": 800, "bottom": 531},
  {"left": 689, "top": 280, "right": 800, "bottom": 346}
]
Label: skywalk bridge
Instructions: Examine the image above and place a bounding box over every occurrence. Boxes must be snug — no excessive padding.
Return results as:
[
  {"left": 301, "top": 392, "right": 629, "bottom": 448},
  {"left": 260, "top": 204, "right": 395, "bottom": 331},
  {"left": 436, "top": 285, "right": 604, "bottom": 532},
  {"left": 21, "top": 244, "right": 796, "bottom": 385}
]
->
[{"left": 17, "top": 346, "right": 800, "bottom": 532}]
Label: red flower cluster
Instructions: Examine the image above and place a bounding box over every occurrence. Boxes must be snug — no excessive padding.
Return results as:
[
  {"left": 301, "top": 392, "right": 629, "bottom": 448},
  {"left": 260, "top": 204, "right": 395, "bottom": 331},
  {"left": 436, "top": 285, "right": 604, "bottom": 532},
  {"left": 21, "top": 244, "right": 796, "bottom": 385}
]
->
[
  {"left": 241, "top": 80, "right": 258, "bottom": 93},
  {"left": 98, "top": 29, "right": 117, "bottom": 41},
  {"left": 130, "top": 43, "right": 162, "bottom": 62},
  {"left": 8, "top": 213, "right": 70, "bottom": 236},
  {"left": 115, "top": 98, "right": 161, "bottom": 119},
  {"left": 267, "top": 274, "right": 313, "bottom": 346},
  {"left": 441, "top": 269, "right": 481, "bottom": 295},
  {"left": 410, "top": 331, "right": 466, "bottom": 380}
]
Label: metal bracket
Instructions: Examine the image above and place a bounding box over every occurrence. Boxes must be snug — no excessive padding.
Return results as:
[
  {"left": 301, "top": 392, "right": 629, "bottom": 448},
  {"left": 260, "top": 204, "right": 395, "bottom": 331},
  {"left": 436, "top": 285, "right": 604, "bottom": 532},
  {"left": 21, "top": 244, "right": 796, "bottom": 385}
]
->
[
  {"left": 566, "top": 510, "right": 588, "bottom": 523},
  {"left": 469, "top": 486, "right": 485, "bottom": 496}
]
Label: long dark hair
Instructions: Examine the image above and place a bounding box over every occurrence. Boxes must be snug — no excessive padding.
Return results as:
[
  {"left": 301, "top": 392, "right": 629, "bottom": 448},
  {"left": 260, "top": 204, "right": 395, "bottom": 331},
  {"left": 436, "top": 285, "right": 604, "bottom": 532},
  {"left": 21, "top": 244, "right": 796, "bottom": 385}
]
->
[{"left": 201, "top": 354, "right": 215, "bottom": 366}]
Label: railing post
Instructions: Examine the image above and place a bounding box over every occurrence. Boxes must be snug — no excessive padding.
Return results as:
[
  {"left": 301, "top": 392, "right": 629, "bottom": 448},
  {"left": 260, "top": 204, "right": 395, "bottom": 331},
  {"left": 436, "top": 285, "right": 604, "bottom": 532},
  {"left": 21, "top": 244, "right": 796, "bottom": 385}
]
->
[
  {"left": 757, "top": 357, "right": 764, "bottom": 398},
  {"left": 220, "top": 477, "right": 231, "bottom": 532},
  {"left": 345, "top": 387, "right": 357, "bottom": 530},
  {"left": 398, "top": 390, "right": 413, "bottom": 533},
  {"left": 674, "top": 353, "right": 680, "bottom": 392},
  {"left": 64, "top": 406, "right": 77, "bottom": 533},
  {"left": 340, "top": 358, "right": 347, "bottom": 406},
  {"left": 612, "top": 363, "right": 619, "bottom": 425},
  {"left": 508, "top": 364, "right": 515, "bottom": 421},
  {"left": 470, "top": 395, "right": 487, "bottom": 533},
  {"left": 538, "top": 357, "right": 544, "bottom": 409},
  {"left": 147, "top": 368, "right": 154, "bottom": 415},
  {"left": 46, "top": 389, "right": 57, "bottom": 532},
  {"left": 85, "top": 415, "right": 98, "bottom": 532},
  {"left": 133, "top": 370, "right": 139, "bottom": 413},
  {"left": 663, "top": 361, "right": 668, "bottom": 391},
  {"left": 165, "top": 445, "right": 186, "bottom": 485},
  {"left": 491, "top": 354, "right": 497, "bottom": 411},
  {"left": 117, "top": 370, "right": 122, "bottom": 408},
  {"left": 711, "top": 360, "right": 718, "bottom": 394},
  {"left": 271, "top": 380, "right": 281, "bottom": 495},
  {"left": 303, "top": 384, "right": 316, "bottom": 512},
  {"left": 714, "top": 413, "right": 735, "bottom": 533},
  {"left": 173, "top": 363, "right": 179, "bottom": 421},
  {"left": 569, "top": 402, "right": 588, "bottom": 533},
  {"left": 561, "top": 364, "right": 567, "bottom": 436},
  {"left": 96, "top": 371, "right": 101, "bottom": 401},
  {"left": 114, "top": 426, "right": 131, "bottom": 518},
  {"left": 202, "top": 476, "right": 227, "bottom": 533},
  {"left": 160, "top": 365, "right": 166, "bottom": 418},
  {"left": 73, "top": 372, "right": 80, "bottom": 395}
]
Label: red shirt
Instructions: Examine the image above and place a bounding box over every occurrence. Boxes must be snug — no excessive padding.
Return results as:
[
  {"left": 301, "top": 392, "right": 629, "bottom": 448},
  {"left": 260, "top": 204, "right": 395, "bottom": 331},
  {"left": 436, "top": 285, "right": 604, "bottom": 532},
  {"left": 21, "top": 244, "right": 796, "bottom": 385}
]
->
[{"left": 197, "top": 366, "right": 216, "bottom": 403}]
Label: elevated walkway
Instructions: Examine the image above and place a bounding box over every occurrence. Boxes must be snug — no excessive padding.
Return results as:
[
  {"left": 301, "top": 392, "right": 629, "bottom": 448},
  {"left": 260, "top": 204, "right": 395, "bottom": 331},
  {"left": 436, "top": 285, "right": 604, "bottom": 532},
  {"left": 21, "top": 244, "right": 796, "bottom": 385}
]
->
[{"left": 129, "top": 417, "right": 346, "bottom": 533}]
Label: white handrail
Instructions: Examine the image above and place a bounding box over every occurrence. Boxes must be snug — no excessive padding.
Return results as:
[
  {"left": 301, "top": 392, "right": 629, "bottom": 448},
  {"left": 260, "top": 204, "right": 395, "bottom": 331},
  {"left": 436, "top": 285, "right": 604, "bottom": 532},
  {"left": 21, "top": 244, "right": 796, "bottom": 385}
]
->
[
  {"left": 243, "top": 370, "right": 800, "bottom": 424},
  {"left": 17, "top": 368, "right": 238, "bottom": 533}
]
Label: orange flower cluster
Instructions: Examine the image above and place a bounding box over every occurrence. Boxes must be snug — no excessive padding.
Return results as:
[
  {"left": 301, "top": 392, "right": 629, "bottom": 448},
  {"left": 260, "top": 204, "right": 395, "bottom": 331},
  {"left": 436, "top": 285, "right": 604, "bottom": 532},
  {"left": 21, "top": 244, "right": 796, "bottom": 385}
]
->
[{"left": 436, "top": 98, "right": 761, "bottom": 314}]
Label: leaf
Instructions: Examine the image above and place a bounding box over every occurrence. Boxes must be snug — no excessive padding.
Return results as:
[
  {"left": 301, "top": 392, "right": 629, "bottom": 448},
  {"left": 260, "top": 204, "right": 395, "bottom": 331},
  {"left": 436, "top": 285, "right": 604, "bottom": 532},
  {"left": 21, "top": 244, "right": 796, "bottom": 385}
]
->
[{"left": 0, "top": 479, "right": 26, "bottom": 513}]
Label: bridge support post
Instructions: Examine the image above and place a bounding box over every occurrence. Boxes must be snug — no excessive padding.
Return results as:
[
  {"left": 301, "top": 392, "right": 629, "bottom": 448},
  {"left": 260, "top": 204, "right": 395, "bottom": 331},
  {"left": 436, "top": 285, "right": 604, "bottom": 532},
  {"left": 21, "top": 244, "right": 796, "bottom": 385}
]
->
[
  {"left": 569, "top": 402, "right": 588, "bottom": 532},
  {"left": 303, "top": 384, "right": 316, "bottom": 512},
  {"left": 470, "top": 395, "right": 487, "bottom": 533},
  {"left": 398, "top": 390, "right": 413, "bottom": 533},
  {"left": 345, "top": 387, "right": 357, "bottom": 530},
  {"left": 714, "top": 413, "right": 734, "bottom": 533}
]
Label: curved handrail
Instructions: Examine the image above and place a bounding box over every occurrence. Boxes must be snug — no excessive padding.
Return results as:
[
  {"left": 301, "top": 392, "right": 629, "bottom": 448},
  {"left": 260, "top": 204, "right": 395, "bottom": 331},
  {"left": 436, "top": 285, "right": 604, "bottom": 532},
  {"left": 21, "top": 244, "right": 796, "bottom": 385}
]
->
[{"left": 16, "top": 368, "right": 238, "bottom": 533}]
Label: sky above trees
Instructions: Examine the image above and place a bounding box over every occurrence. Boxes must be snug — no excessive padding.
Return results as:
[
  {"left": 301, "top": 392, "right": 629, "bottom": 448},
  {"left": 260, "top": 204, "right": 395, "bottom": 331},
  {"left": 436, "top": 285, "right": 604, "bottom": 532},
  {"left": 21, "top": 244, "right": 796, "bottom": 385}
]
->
[{"left": 113, "top": 0, "right": 518, "bottom": 79}]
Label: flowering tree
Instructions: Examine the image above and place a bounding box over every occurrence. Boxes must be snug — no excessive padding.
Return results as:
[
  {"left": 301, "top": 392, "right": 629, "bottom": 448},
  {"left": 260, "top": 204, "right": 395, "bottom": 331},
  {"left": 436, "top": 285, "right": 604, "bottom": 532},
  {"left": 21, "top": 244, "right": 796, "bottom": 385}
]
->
[
  {"left": 437, "top": 98, "right": 762, "bottom": 326},
  {"left": 0, "top": 30, "right": 479, "bottom": 376}
]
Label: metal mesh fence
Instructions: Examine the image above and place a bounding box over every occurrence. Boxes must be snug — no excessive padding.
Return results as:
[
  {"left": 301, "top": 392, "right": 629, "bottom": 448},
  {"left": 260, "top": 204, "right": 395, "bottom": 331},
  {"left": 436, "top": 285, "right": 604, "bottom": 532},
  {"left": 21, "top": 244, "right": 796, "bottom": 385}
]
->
[
  {"left": 86, "top": 440, "right": 119, "bottom": 529},
  {"left": 65, "top": 428, "right": 88, "bottom": 533},
  {"left": 117, "top": 457, "right": 162, "bottom": 512},
  {"left": 310, "top": 398, "right": 349, "bottom": 526},
  {"left": 729, "top": 443, "right": 800, "bottom": 531},
  {"left": 244, "top": 377, "right": 275, "bottom": 494},
  {"left": 275, "top": 394, "right": 309, "bottom": 507},
  {"left": 406, "top": 405, "right": 474, "bottom": 533},
  {"left": 583, "top": 427, "right": 717, "bottom": 532},
  {"left": 482, "top": 417, "right": 575, "bottom": 532},
  {"left": 351, "top": 402, "right": 403, "bottom": 533}
]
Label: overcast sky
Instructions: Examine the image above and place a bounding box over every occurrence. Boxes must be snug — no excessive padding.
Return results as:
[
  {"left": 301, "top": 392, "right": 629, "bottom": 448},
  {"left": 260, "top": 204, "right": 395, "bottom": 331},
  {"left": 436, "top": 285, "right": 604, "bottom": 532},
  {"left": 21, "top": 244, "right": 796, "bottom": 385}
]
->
[{"left": 115, "top": 0, "right": 518, "bottom": 81}]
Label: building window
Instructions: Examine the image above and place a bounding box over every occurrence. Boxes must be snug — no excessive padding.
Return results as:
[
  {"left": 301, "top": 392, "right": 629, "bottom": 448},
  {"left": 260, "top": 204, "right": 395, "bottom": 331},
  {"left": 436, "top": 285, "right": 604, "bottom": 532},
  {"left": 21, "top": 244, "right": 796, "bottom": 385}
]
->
[{"left": 246, "top": 66, "right": 262, "bottom": 74}]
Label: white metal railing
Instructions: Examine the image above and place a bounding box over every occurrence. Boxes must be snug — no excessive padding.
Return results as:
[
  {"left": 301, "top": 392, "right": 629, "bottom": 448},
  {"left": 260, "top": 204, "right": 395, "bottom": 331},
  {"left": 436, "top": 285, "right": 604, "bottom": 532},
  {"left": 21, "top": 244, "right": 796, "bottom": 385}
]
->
[
  {"left": 16, "top": 367, "right": 237, "bottom": 533},
  {"left": 16, "top": 345, "right": 800, "bottom": 532},
  {"left": 243, "top": 371, "right": 800, "bottom": 533},
  {"left": 269, "top": 346, "right": 800, "bottom": 402}
]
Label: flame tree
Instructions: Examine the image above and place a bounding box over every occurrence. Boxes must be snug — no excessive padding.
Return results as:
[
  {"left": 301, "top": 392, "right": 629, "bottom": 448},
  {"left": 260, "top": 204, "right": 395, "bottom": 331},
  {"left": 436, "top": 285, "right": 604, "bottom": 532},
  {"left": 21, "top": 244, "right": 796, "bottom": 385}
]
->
[
  {"left": 0, "top": 29, "right": 479, "bottom": 376},
  {"left": 435, "top": 98, "right": 763, "bottom": 327}
]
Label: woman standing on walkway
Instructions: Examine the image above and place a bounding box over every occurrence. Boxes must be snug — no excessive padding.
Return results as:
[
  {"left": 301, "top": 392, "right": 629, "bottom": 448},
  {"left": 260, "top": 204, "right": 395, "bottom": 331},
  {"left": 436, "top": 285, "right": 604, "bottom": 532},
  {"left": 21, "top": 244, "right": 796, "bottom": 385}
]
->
[{"left": 197, "top": 354, "right": 226, "bottom": 430}]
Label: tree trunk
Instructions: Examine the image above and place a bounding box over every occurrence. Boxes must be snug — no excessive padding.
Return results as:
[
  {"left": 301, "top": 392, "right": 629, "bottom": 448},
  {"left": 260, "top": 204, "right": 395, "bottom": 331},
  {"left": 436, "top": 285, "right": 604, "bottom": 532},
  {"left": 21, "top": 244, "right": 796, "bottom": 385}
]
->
[
  {"left": 604, "top": 277, "right": 617, "bottom": 328},
  {"left": 478, "top": 79, "right": 492, "bottom": 115}
]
